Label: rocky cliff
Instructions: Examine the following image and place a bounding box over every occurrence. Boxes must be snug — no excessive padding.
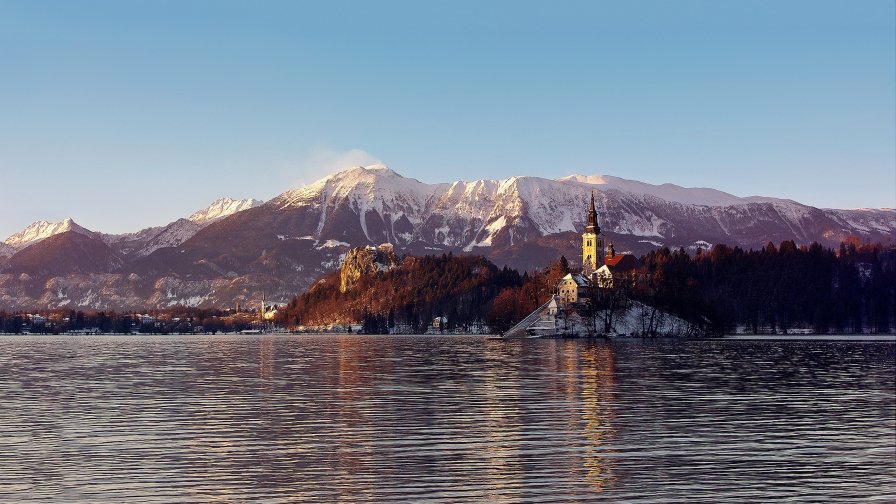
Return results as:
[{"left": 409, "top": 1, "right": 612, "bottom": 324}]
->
[{"left": 339, "top": 244, "right": 399, "bottom": 293}]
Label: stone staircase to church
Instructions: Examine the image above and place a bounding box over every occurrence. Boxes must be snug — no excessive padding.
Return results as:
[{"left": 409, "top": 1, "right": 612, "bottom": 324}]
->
[{"left": 502, "top": 296, "right": 558, "bottom": 339}]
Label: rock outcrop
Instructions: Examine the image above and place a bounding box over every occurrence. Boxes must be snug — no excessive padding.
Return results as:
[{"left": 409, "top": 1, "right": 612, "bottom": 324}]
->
[{"left": 339, "top": 243, "right": 399, "bottom": 293}]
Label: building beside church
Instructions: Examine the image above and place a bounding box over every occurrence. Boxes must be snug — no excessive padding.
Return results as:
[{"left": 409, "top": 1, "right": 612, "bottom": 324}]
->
[
  {"left": 595, "top": 244, "right": 640, "bottom": 288},
  {"left": 558, "top": 273, "right": 590, "bottom": 304}
]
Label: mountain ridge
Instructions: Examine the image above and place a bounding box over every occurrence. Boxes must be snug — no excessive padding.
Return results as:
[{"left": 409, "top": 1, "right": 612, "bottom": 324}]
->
[
  {"left": 1, "top": 165, "right": 892, "bottom": 310},
  {"left": 2, "top": 197, "right": 263, "bottom": 257}
]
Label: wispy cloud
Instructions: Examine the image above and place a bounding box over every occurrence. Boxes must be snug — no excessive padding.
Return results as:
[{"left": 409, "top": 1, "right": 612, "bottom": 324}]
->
[{"left": 282, "top": 147, "right": 383, "bottom": 188}]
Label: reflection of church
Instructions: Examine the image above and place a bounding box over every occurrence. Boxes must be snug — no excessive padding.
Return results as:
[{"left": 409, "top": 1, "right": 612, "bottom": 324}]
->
[{"left": 557, "top": 192, "right": 639, "bottom": 304}]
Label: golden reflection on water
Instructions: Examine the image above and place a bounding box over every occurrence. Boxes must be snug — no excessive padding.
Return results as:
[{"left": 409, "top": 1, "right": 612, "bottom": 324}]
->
[
  {"left": 580, "top": 343, "right": 618, "bottom": 492},
  {"left": 481, "top": 339, "right": 524, "bottom": 501},
  {"left": 542, "top": 340, "right": 618, "bottom": 493},
  {"left": 259, "top": 337, "right": 274, "bottom": 383},
  {"left": 336, "top": 336, "right": 377, "bottom": 503}
]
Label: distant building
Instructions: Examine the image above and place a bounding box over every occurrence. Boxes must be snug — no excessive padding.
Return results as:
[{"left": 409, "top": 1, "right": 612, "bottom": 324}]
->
[
  {"left": 259, "top": 293, "right": 279, "bottom": 321},
  {"left": 432, "top": 316, "right": 448, "bottom": 332}
]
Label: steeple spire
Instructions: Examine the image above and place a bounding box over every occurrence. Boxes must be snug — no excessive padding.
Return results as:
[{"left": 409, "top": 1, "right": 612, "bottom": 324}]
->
[{"left": 585, "top": 191, "right": 600, "bottom": 234}]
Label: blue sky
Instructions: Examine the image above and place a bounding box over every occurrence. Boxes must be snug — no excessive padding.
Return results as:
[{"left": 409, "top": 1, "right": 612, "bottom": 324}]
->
[{"left": 1, "top": 0, "right": 894, "bottom": 237}]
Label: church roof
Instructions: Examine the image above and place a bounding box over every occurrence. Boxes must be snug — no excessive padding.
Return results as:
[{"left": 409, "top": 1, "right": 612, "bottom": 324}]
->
[{"left": 603, "top": 254, "right": 639, "bottom": 271}]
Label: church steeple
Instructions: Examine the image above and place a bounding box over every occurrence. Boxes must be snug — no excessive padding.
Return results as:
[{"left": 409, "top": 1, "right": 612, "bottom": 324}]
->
[
  {"left": 581, "top": 191, "right": 604, "bottom": 276},
  {"left": 585, "top": 191, "right": 600, "bottom": 234}
]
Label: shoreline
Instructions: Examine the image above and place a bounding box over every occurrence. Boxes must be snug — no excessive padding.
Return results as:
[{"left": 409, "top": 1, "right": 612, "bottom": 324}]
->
[{"left": 1, "top": 332, "right": 894, "bottom": 341}]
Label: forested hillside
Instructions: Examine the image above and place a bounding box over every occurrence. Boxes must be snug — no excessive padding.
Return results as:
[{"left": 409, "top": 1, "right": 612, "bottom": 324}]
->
[
  {"left": 279, "top": 240, "right": 894, "bottom": 335},
  {"left": 637, "top": 240, "right": 895, "bottom": 334},
  {"left": 5, "top": 240, "right": 890, "bottom": 335}
]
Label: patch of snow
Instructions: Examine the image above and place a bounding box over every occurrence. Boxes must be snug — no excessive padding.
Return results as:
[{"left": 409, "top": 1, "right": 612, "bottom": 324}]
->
[{"left": 317, "top": 240, "right": 350, "bottom": 249}]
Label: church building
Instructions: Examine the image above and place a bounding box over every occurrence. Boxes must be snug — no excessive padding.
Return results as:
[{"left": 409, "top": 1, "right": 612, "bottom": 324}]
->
[
  {"left": 554, "top": 192, "right": 641, "bottom": 305},
  {"left": 581, "top": 191, "right": 605, "bottom": 275}
]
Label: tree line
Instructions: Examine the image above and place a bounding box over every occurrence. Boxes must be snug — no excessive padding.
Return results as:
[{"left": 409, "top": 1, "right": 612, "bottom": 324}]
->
[
  {"left": 4, "top": 239, "right": 891, "bottom": 335},
  {"left": 277, "top": 253, "right": 526, "bottom": 333},
  {"left": 635, "top": 240, "right": 894, "bottom": 334},
  {"left": 0, "top": 308, "right": 262, "bottom": 334}
]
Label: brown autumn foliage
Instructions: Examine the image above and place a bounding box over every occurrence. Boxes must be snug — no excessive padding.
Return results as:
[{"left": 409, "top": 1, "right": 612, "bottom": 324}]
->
[{"left": 278, "top": 253, "right": 572, "bottom": 333}]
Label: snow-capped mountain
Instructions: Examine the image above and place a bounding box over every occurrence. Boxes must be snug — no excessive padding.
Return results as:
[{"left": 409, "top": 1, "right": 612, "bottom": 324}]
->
[
  {"left": 189, "top": 197, "right": 263, "bottom": 225},
  {"left": 1, "top": 165, "right": 892, "bottom": 310},
  {"left": 265, "top": 165, "right": 894, "bottom": 253},
  {"left": 1, "top": 197, "right": 263, "bottom": 259},
  {"left": 3, "top": 218, "right": 95, "bottom": 251}
]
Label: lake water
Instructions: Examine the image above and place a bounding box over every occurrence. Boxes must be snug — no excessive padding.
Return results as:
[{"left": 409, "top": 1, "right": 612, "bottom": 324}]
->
[{"left": 1, "top": 335, "right": 894, "bottom": 502}]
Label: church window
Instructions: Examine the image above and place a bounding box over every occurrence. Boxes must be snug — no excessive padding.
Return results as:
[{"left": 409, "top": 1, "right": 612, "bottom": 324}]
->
[{"left": 587, "top": 240, "right": 592, "bottom": 247}]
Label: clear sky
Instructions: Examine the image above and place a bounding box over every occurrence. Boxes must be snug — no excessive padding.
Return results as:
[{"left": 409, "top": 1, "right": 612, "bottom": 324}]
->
[{"left": 2, "top": 0, "right": 894, "bottom": 238}]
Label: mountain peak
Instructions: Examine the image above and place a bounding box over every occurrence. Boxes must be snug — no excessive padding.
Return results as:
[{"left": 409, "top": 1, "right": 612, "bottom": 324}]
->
[
  {"left": 189, "top": 197, "right": 263, "bottom": 225},
  {"left": 360, "top": 163, "right": 391, "bottom": 172},
  {"left": 4, "top": 218, "right": 91, "bottom": 249},
  {"left": 336, "top": 164, "right": 403, "bottom": 181}
]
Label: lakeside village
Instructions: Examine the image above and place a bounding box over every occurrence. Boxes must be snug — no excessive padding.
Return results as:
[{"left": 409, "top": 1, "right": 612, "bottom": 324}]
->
[{"left": 3, "top": 194, "right": 893, "bottom": 337}]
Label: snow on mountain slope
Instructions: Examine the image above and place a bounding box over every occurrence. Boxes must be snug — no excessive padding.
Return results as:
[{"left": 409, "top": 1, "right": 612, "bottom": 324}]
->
[
  {"left": 112, "top": 197, "right": 262, "bottom": 257},
  {"left": 115, "top": 198, "right": 260, "bottom": 257},
  {"left": 277, "top": 165, "right": 446, "bottom": 214},
  {"left": 8, "top": 168, "right": 874, "bottom": 263},
  {"left": 132, "top": 218, "right": 203, "bottom": 257},
  {"left": 559, "top": 174, "right": 781, "bottom": 206},
  {"left": 3, "top": 218, "right": 95, "bottom": 250},
  {"left": 262, "top": 165, "right": 895, "bottom": 253},
  {"left": 189, "top": 197, "right": 263, "bottom": 225},
  {"left": 274, "top": 165, "right": 450, "bottom": 242},
  {"left": 825, "top": 208, "right": 896, "bottom": 234}
]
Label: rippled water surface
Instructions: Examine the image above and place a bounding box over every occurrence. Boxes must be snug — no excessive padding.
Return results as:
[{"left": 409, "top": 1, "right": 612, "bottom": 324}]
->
[{"left": 1, "top": 335, "right": 894, "bottom": 502}]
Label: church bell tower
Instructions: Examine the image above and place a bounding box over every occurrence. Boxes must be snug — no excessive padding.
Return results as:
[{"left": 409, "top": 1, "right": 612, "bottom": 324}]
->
[{"left": 582, "top": 191, "right": 604, "bottom": 275}]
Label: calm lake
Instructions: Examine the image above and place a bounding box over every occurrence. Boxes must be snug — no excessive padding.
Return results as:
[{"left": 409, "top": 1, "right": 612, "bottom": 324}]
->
[{"left": 1, "top": 335, "right": 894, "bottom": 502}]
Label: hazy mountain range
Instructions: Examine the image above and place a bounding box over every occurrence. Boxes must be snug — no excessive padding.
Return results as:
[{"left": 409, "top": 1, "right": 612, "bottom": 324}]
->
[{"left": 1, "top": 165, "right": 893, "bottom": 310}]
